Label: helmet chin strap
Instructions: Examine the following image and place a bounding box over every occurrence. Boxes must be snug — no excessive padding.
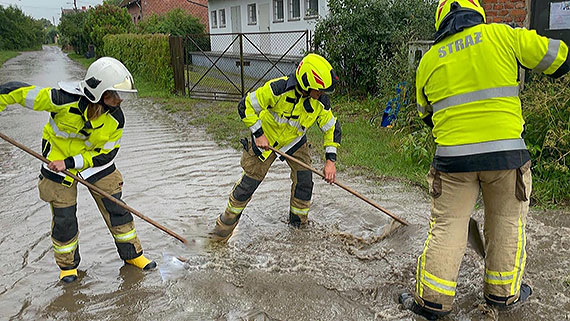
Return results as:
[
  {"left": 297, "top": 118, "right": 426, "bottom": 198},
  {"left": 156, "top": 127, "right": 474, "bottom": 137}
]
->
[{"left": 97, "top": 98, "right": 120, "bottom": 112}]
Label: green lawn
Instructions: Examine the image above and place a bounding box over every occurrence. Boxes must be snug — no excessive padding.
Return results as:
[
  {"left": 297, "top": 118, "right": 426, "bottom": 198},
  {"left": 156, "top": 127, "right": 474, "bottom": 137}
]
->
[{"left": 0, "top": 51, "right": 19, "bottom": 67}]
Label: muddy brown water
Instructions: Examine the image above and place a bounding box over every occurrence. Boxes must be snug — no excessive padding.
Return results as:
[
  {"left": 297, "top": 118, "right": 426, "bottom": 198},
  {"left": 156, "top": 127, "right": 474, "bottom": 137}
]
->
[{"left": 0, "top": 46, "right": 568, "bottom": 320}]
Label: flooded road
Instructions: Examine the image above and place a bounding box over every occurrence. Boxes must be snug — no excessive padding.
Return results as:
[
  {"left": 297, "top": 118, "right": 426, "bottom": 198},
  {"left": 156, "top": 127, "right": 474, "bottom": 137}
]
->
[{"left": 0, "top": 46, "right": 568, "bottom": 320}]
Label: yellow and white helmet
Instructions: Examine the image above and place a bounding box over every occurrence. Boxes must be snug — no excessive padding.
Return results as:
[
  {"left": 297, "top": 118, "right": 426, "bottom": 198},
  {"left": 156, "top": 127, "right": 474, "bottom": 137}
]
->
[
  {"left": 79, "top": 57, "right": 137, "bottom": 103},
  {"left": 295, "top": 53, "right": 338, "bottom": 93},
  {"left": 435, "top": 0, "right": 486, "bottom": 31}
]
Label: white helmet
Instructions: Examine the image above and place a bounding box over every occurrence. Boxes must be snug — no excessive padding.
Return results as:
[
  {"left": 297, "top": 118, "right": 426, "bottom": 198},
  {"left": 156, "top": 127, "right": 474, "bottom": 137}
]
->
[{"left": 79, "top": 57, "right": 137, "bottom": 103}]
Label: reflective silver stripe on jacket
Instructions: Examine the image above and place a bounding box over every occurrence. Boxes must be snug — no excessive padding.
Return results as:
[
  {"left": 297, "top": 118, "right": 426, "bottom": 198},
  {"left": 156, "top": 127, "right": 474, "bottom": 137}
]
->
[
  {"left": 249, "top": 119, "right": 262, "bottom": 133},
  {"left": 280, "top": 135, "right": 305, "bottom": 154},
  {"left": 325, "top": 146, "right": 337, "bottom": 154},
  {"left": 320, "top": 117, "right": 336, "bottom": 132},
  {"left": 535, "top": 39, "right": 561, "bottom": 73},
  {"left": 417, "top": 103, "right": 426, "bottom": 114},
  {"left": 25, "top": 87, "right": 42, "bottom": 110},
  {"left": 103, "top": 139, "right": 120, "bottom": 151},
  {"left": 435, "top": 138, "right": 527, "bottom": 157},
  {"left": 433, "top": 86, "right": 519, "bottom": 113},
  {"left": 79, "top": 159, "right": 115, "bottom": 179},
  {"left": 73, "top": 154, "right": 84, "bottom": 169},
  {"left": 49, "top": 118, "right": 87, "bottom": 139},
  {"left": 269, "top": 110, "right": 305, "bottom": 133},
  {"left": 250, "top": 92, "right": 261, "bottom": 113}
]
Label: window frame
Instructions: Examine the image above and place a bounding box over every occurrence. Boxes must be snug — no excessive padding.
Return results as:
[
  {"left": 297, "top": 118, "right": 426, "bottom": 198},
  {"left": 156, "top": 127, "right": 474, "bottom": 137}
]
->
[
  {"left": 210, "top": 10, "right": 218, "bottom": 28},
  {"left": 247, "top": 3, "right": 257, "bottom": 25},
  {"left": 288, "top": 0, "right": 301, "bottom": 21},
  {"left": 304, "top": 0, "right": 318, "bottom": 19},
  {"left": 218, "top": 8, "right": 226, "bottom": 28},
  {"left": 273, "top": 0, "right": 284, "bottom": 23}
]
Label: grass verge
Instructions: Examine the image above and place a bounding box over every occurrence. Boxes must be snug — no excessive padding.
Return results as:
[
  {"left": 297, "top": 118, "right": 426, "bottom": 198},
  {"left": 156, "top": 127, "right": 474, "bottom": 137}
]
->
[{"left": 0, "top": 51, "right": 20, "bottom": 67}]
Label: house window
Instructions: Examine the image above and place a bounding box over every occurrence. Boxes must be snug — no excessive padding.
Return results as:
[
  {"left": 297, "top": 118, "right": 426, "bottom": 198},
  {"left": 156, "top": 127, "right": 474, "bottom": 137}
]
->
[
  {"left": 273, "top": 0, "right": 284, "bottom": 22},
  {"left": 305, "top": 0, "right": 318, "bottom": 18},
  {"left": 288, "top": 0, "right": 301, "bottom": 20},
  {"left": 219, "top": 9, "right": 226, "bottom": 28},
  {"left": 211, "top": 10, "right": 218, "bottom": 28},
  {"left": 248, "top": 4, "right": 257, "bottom": 25}
]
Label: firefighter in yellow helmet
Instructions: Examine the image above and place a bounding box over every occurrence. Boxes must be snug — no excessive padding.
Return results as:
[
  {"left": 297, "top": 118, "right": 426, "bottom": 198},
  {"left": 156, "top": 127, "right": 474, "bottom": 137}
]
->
[
  {"left": 399, "top": 0, "right": 569, "bottom": 319},
  {"left": 0, "top": 57, "right": 157, "bottom": 283},
  {"left": 212, "top": 53, "right": 341, "bottom": 240}
]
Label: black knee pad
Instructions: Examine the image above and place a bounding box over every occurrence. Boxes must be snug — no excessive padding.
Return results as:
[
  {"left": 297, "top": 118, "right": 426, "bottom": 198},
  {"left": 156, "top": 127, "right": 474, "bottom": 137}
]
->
[
  {"left": 294, "top": 170, "right": 313, "bottom": 201},
  {"left": 52, "top": 204, "right": 78, "bottom": 242},
  {"left": 233, "top": 175, "right": 261, "bottom": 202},
  {"left": 102, "top": 192, "right": 134, "bottom": 227}
]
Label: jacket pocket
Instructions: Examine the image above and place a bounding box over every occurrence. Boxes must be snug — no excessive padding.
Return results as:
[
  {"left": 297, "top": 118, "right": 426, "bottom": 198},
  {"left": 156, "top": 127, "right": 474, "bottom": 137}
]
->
[
  {"left": 515, "top": 160, "right": 531, "bottom": 202},
  {"left": 427, "top": 166, "right": 442, "bottom": 199}
]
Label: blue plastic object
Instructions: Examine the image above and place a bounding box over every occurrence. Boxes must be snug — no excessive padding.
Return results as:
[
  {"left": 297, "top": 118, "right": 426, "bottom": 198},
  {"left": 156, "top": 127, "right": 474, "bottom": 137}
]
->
[{"left": 381, "top": 82, "right": 410, "bottom": 127}]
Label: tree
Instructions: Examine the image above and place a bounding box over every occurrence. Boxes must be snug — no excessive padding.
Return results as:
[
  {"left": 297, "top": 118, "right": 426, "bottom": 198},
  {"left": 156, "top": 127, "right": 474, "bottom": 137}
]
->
[
  {"left": 136, "top": 8, "right": 209, "bottom": 50},
  {"left": 0, "top": 5, "right": 44, "bottom": 50},
  {"left": 83, "top": 4, "right": 133, "bottom": 56},
  {"left": 314, "top": 0, "right": 437, "bottom": 95},
  {"left": 58, "top": 10, "right": 88, "bottom": 54}
]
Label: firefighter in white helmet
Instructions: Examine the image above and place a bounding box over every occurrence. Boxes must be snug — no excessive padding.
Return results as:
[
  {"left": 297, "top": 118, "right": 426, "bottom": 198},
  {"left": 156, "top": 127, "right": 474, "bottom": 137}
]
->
[
  {"left": 0, "top": 57, "right": 157, "bottom": 283},
  {"left": 399, "top": 0, "right": 569, "bottom": 319},
  {"left": 212, "top": 53, "right": 341, "bottom": 240}
]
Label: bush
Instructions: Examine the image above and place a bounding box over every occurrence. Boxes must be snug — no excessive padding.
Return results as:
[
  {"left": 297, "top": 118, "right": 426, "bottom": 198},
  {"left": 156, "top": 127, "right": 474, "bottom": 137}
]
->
[
  {"left": 58, "top": 10, "right": 88, "bottom": 54},
  {"left": 102, "top": 33, "right": 173, "bottom": 92},
  {"left": 521, "top": 74, "right": 570, "bottom": 206},
  {"left": 314, "top": 0, "right": 437, "bottom": 96},
  {"left": 136, "top": 8, "right": 209, "bottom": 51},
  {"left": 83, "top": 4, "right": 133, "bottom": 56},
  {"left": 0, "top": 5, "right": 44, "bottom": 50}
]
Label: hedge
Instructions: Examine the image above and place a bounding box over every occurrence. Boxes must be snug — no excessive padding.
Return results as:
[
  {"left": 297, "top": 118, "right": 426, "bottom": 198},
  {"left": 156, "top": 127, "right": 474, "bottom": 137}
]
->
[{"left": 102, "top": 33, "right": 173, "bottom": 92}]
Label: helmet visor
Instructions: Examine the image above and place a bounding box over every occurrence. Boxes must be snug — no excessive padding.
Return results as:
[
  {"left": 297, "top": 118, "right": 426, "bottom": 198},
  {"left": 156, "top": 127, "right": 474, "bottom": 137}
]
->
[{"left": 116, "top": 91, "right": 138, "bottom": 100}]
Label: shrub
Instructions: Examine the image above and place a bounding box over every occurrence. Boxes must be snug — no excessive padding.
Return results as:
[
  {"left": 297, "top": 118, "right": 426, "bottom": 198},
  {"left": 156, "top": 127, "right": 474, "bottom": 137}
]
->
[
  {"left": 314, "top": 0, "right": 437, "bottom": 96},
  {"left": 83, "top": 4, "right": 133, "bottom": 56},
  {"left": 521, "top": 74, "right": 570, "bottom": 206},
  {"left": 0, "top": 5, "right": 44, "bottom": 50},
  {"left": 58, "top": 10, "right": 88, "bottom": 54},
  {"left": 136, "top": 8, "right": 209, "bottom": 51},
  {"left": 102, "top": 33, "right": 173, "bottom": 92}
]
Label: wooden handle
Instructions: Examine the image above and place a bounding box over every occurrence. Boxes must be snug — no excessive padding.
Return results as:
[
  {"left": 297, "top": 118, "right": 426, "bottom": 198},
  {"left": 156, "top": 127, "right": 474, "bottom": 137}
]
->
[
  {"left": 0, "top": 131, "right": 188, "bottom": 244},
  {"left": 267, "top": 146, "right": 409, "bottom": 226}
]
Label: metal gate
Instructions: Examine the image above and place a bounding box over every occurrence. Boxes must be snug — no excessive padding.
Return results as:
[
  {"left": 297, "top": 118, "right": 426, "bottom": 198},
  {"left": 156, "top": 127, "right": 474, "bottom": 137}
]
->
[{"left": 175, "top": 30, "right": 310, "bottom": 101}]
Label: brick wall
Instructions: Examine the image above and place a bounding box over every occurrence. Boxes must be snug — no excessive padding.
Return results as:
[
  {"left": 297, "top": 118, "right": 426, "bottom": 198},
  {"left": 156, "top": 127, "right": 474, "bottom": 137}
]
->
[
  {"left": 482, "top": 0, "right": 529, "bottom": 27},
  {"left": 141, "top": 0, "right": 209, "bottom": 29}
]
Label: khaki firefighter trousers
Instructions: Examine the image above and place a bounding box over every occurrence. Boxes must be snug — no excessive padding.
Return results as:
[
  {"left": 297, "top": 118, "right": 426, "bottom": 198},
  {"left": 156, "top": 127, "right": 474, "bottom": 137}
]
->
[
  {"left": 38, "top": 169, "right": 143, "bottom": 271},
  {"left": 414, "top": 161, "right": 531, "bottom": 312},
  {"left": 214, "top": 142, "right": 314, "bottom": 238}
]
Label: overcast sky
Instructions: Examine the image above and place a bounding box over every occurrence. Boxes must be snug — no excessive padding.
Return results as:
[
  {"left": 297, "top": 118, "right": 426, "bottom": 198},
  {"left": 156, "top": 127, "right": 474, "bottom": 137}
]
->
[{"left": 0, "top": 0, "right": 104, "bottom": 24}]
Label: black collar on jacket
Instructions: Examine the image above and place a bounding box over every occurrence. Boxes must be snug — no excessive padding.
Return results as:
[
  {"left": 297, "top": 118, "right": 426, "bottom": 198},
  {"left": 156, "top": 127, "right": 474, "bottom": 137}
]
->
[{"left": 434, "top": 10, "right": 485, "bottom": 44}]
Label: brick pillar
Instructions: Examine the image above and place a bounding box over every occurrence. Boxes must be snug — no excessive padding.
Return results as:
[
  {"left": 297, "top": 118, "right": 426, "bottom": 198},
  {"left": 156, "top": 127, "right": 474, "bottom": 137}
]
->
[{"left": 482, "top": 0, "right": 529, "bottom": 27}]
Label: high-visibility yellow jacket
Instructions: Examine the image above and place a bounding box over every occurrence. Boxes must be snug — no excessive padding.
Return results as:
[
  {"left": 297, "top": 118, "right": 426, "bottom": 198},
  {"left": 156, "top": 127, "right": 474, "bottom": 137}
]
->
[
  {"left": 239, "top": 74, "right": 341, "bottom": 161},
  {"left": 417, "top": 23, "right": 569, "bottom": 172},
  {"left": 0, "top": 82, "right": 124, "bottom": 185}
]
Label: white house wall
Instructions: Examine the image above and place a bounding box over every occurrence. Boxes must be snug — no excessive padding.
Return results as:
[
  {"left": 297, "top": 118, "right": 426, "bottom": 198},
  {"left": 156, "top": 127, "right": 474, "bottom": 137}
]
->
[{"left": 207, "top": 0, "right": 328, "bottom": 56}]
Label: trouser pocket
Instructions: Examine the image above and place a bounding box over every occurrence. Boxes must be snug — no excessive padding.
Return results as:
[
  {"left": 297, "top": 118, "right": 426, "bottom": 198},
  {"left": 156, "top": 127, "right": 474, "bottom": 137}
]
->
[
  {"left": 515, "top": 160, "right": 531, "bottom": 202},
  {"left": 427, "top": 166, "right": 442, "bottom": 199}
]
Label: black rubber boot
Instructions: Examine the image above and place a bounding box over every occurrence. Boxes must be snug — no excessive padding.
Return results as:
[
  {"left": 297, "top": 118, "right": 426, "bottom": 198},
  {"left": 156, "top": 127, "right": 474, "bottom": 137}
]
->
[
  {"left": 399, "top": 293, "right": 450, "bottom": 320},
  {"left": 485, "top": 283, "right": 532, "bottom": 309},
  {"left": 288, "top": 211, "right": 302, "bottom": 227}
]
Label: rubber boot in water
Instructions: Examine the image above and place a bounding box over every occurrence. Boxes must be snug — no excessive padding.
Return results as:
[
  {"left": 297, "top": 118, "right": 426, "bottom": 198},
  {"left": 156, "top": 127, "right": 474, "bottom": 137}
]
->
[
  {"left": 399, "top": 293, "right": 450, "bottom": 320},
  {"left": 126, "top": 254, "right": 157, "bottom": 270},
  {"left": 485, "top": 283, "right": 532, "bottom": 309},
  {"left": 59, "top": 268, "right": 78, "bottom": 283},
  {"left": 211, "top": 213, "right": 241, "bottom": 241}
]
